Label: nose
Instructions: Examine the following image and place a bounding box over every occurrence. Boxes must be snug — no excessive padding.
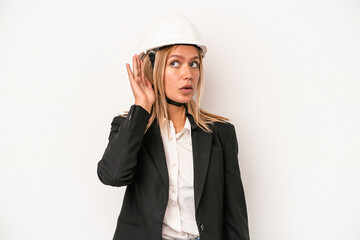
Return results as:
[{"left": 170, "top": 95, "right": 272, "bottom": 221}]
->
[{"left": 181, "top": 64, "right": 193, "bottom": 80}]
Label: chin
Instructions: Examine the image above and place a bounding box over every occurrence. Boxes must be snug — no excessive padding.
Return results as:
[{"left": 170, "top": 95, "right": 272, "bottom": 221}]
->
[
  {"left": 177, "top": 96, "right": 193, "bottom": 103},
  {"left": 167, "top": 92, "right": 194, "bottom": 104}
]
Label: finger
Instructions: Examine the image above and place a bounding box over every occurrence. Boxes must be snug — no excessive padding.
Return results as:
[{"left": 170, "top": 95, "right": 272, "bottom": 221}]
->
[
  {"left": 126, "top": 63, "right": 137, "bottom": 90},
  {"left": 126, "top": 63, "right": 134, "bottom": 80},
  {"left": 136, "top": 55, "right": 142, "bottom": 78},
  {"left": 137, "top": 56, "right": 145, "bottom": 86},
  {"left": 140, "top": 58, "right": 146, "bottom": 83},
  {"left": 133, "top": 55, "right": 138, "bottom": 77},
  {"left": 145, "top": 78, "right": 153, "bottom": 89},
  {"left": 127, "top": 63, "right": 141, "bottom": 92}
]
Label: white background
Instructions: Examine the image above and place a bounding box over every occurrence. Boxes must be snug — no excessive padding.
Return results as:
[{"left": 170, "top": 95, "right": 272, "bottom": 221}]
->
[{"left": 1, "top": 0, "right": 359, "bottom": 239}]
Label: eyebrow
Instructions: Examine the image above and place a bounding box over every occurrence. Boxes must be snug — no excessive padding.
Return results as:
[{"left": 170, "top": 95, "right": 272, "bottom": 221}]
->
[{"left": 168, "top": 55, "right": 200, "bottom": 60}]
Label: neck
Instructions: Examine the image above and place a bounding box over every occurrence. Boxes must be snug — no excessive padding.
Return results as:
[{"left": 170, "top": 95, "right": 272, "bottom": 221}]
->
[{"left": 168, "top": 104, "right": 186, "bottom": 134}]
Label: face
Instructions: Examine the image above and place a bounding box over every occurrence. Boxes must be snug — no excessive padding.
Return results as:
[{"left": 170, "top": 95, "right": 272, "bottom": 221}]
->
[{"left": 164, "top": 45, "right": 200, "bottom": 104}]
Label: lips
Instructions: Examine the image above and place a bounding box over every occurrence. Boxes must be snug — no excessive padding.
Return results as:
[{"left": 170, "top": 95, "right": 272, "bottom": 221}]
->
[{"left": 180, "top": 84, "right": 193, "bottom": 90}]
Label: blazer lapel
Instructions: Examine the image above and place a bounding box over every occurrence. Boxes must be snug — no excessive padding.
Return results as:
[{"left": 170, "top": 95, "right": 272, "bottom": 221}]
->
[
  {"left": 145, "top": 120, "right": 169, "bottom": 190},
  {"left": 144, "top": 111, "right": 213, "bottom": 212},
  {"left": 186, "top": 111, "right": 213, "bottom": 211}
]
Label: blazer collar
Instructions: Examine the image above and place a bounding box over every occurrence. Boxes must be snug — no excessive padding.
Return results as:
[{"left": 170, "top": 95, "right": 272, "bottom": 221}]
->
[
  {"left": 184, "top": 105, "right": 199, "bottom": 130},
  {"left": 145, "top": 109, "right": 213, "bottom": 212},
  {"left": 184, "top": 105, "right": 213, "bottom": 210}
]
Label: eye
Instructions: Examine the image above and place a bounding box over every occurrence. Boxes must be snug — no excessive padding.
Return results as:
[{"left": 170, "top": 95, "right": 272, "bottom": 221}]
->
[
  {"left": 170, "top": 61, "right": 179, "bottom": 67},
  {"left": 190, "top": 61, "right": 199, "bottom": 68}
]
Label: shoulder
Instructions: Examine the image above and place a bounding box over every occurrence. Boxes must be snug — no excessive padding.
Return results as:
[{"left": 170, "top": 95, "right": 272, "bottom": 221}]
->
[
  {"left": 209, "top": 121, "right": 239, "bottom": 154},
  {"left": 211, "top": 121, "right": 236, "bottom": 135},
  {"left": 110, "top": 105, "right": 150, "bottom": 128},
  {"left": 112, "top": 114, "right": 127, "bottom": 126},
  {"left": 110, "top": 104, "right": 135, "bottom": 125},
  {"left": 210, "top": 121, "right": 237, "bottom": 144}
]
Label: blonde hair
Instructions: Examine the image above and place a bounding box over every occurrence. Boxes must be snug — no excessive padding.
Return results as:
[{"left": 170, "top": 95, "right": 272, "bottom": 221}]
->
[{"left": 138, "top": 45, "right": 229, "bottom": 133}]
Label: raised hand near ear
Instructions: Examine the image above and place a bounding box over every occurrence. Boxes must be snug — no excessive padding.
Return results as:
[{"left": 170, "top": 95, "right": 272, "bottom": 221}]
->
[{"left": 126, "top": 54, "right": 155, "bottom": 114}]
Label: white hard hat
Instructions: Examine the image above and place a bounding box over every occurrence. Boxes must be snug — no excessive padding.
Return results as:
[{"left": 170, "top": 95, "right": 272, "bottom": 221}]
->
[{"left": 139, "top": 13, "right": 207, "bottom": 57}]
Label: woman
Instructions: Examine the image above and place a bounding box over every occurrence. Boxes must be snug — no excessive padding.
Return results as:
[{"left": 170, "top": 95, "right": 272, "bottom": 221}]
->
[{"left": 97, "top": 14, "right": 250, "bottom": 240}]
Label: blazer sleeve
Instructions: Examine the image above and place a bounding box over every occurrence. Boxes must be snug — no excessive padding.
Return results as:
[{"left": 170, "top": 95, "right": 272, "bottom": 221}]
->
[
  {"left": 97, "top": 105, "right": 150, "bottom": 187},
  {"left": 223, "top": 124, "right": 250, "bottom": 240}
]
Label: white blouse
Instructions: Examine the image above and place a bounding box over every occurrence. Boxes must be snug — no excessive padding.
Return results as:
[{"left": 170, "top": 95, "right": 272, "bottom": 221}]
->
[{"left": 160, "top": 117, "right": 199, "bottom": 239}]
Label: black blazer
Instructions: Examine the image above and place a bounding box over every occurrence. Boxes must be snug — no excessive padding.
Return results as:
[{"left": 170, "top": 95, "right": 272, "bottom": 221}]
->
[{"left": 97, "top": 105, "right": 250, "bottom": 240}]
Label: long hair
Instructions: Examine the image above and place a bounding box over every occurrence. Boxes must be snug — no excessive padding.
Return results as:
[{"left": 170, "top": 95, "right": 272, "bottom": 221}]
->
[{"left": 138, "top": 45, "right": 229, "bottom": 133}]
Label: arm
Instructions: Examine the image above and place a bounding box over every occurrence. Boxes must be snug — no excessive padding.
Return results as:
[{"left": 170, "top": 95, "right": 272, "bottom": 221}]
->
[
  {"left": 97, "top": 104, "right": 150, "bottom": 187},
  {"left": 223, "top": 124, "right": 250, "bottom": 240}
]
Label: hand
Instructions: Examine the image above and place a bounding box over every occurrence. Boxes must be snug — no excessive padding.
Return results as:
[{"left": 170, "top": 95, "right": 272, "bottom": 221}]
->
[{"left": 126, "top": 54, "right": 155, "bottom": 114}]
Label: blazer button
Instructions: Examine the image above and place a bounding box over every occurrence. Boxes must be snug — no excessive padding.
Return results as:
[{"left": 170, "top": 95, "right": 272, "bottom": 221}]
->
[{"left": 199, "top": 223, "right": 205, "bottom": 232}]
